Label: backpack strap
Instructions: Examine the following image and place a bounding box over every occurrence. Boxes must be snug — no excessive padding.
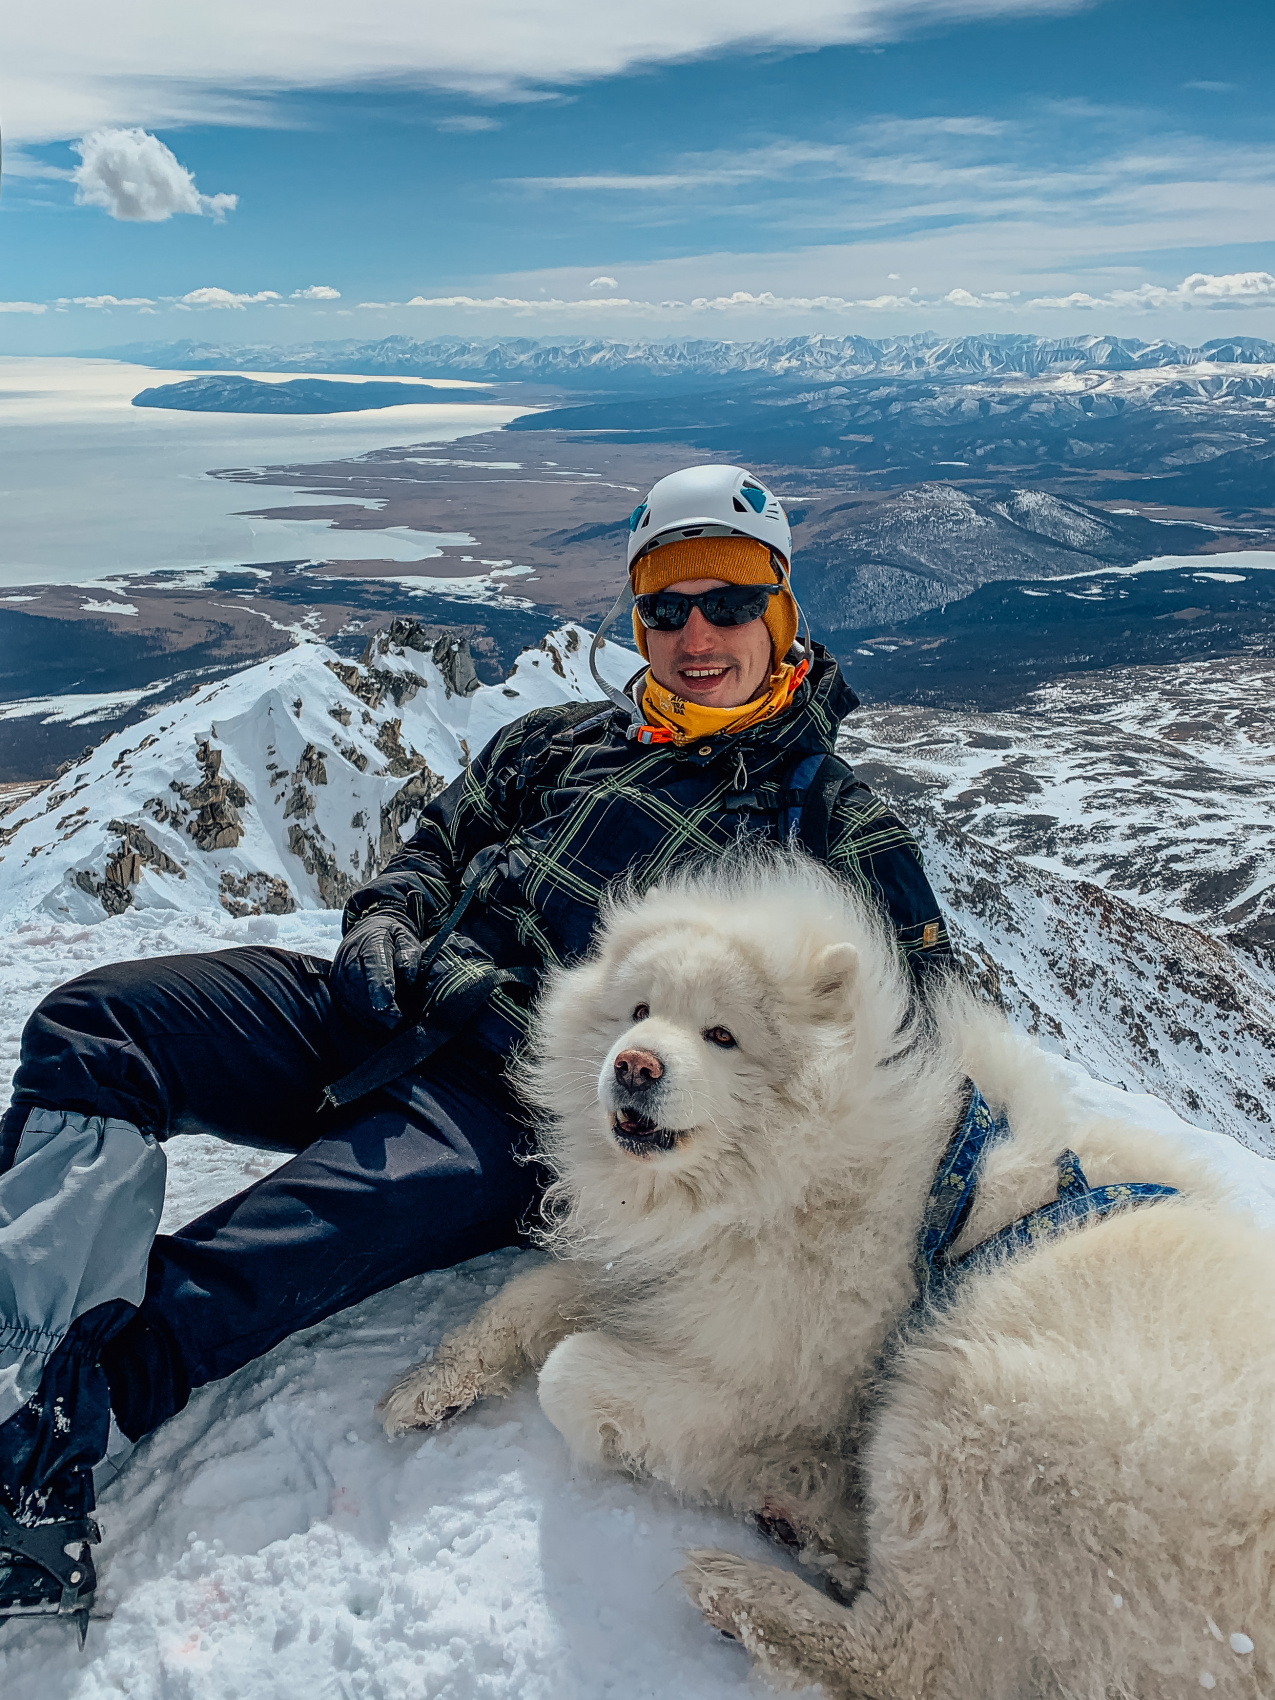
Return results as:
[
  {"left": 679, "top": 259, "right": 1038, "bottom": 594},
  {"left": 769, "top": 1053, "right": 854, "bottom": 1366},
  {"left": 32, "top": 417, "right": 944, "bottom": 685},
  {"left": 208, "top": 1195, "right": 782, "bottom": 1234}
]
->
[
  {"left": 501, "top": 700, "right": 614, "bottom": 808},
  {"left": 779, "top": 752, "right": 863, "bottom": 861}
]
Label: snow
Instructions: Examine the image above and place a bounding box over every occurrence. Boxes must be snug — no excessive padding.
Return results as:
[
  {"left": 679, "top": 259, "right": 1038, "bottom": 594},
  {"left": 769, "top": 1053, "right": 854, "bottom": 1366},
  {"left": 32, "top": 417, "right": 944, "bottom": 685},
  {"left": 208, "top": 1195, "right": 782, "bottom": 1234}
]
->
[
  {"left": 2, "top": 902, "right": 1274, "bottom": 1698},
  {"left": 0, "top": 915, "right": 807, "bottom": 1700}
]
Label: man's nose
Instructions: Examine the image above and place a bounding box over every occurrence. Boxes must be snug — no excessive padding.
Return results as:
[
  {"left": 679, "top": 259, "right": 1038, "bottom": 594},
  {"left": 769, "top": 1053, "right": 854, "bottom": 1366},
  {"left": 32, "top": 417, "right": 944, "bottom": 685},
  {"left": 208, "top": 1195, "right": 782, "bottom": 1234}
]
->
[
  {"left": 678, "top": 607, "right": 717, "bottom": 649},
  {"left": 614, "top": 1048, "right": 664, "bottom": 1091}
]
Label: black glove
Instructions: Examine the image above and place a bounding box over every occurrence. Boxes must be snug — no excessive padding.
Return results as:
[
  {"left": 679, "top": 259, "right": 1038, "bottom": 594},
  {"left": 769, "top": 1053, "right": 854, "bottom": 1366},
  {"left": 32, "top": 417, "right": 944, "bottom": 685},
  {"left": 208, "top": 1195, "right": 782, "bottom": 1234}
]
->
[{"left": 331, "top": 908, "right": 423, "bottom": 1030}]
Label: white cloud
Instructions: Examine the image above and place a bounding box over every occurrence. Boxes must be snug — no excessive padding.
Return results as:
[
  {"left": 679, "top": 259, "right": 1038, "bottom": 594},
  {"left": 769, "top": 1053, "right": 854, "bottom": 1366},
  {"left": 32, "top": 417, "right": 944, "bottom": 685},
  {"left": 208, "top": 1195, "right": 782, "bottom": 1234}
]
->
[
  {"left": 1178, "top": 270, "right": 1275, "bottom": 303},
  {"left": 1028, "top": 271, "right": 1275, "bottom": 311},
  {"left": 21, "top": 268, "right": 1275, "bottom": 325},
  {"left": 291, "top": 284, "right": 341, "bottom": 299},
  {"left": 387, "top": 271, "right": 1275, "bottom": 319},
  {"left": 7, "top": 2, "right": 1097, "bottom": 145},
  {"left": 67, "top": 293, "right": 156, "bottom": 307},
  {"left": 434, "top": 115, "right": 501, "bottom": 132},
  {"left": 71, "top": 127, "right": 237, "bottom": 221},
  {"left": 589, "top": 276, "right": 619, "bottom": 289},
  {"left": 177, "top": 287, "right": 281, "bottom": 309}
]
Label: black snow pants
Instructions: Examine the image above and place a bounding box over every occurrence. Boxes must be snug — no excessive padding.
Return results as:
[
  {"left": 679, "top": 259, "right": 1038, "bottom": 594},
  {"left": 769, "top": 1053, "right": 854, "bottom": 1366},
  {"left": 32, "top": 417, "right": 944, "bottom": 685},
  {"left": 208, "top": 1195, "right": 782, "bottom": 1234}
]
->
[{"left": 0, "top": 945, "right": 538, "bottom": 1523}]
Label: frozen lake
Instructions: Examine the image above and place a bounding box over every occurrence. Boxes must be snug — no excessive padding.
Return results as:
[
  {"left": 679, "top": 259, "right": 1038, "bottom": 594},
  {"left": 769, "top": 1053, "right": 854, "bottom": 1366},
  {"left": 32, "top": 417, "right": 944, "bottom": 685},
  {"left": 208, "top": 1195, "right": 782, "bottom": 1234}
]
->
[{"left": 0, "top": 357, "right": 534, "bottom": 588}]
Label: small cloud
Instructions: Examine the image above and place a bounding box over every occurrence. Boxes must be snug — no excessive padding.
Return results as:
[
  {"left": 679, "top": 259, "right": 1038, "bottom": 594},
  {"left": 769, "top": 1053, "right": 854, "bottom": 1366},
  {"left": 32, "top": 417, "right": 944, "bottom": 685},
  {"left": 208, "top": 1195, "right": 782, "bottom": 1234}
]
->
[
  {"left": 178, "top": 287, "right": 281, "bottom": 310},
  {"left": 434, "top": 115, "right": 501, "bottom": 132},
  {"left": 69, "top": 294, "right": 156, "bottom": 308},
  {"left": 589, "top": 276, "right": 619, "bottom": 290},
  {"left": 291, "top": 284, "right": 341, "bottom": 300},
  {"left": 72, "top": 128, "right": 237, "bottom": 223},
  {"left": 0, "top": 301, "right": 47, "bottom": 314},
  {"left": 887, "top": 273, "right": 900, "bottom": 280},
  {"left": 1184, "top": 80, "right": 1235, "bottom": 91}
]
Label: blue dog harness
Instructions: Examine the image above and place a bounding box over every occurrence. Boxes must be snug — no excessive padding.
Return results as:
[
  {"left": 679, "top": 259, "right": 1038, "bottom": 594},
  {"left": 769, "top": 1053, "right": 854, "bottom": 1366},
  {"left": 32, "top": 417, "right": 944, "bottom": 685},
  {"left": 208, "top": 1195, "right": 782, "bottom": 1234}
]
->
[{"left": 916, "top": 1082, "right": 1179, "bottom": 1300}]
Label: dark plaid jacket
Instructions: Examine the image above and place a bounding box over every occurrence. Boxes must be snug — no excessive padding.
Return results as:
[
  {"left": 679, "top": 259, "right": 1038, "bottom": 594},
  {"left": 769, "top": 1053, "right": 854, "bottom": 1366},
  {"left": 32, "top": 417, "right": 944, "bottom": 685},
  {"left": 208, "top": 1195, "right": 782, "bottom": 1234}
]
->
[{"left": 343, "top": 646, "right": 951, "bottom": 1041}]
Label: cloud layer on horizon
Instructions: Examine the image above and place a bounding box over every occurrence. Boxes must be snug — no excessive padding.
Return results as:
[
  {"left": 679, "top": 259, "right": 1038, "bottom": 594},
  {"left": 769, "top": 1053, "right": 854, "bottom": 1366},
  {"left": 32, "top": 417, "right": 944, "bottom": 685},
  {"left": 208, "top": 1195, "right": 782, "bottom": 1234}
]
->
[{"left": 12, "top": 270, "right": 1273, "bottom": 327}]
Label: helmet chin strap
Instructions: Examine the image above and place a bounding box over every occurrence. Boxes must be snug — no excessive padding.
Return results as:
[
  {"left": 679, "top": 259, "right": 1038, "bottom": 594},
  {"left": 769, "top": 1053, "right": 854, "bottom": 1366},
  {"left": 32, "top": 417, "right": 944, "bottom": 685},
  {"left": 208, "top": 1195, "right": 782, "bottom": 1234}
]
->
[
  {"left": 770, "top": 549, "right": 813, "bottom": 671},
  {"left": 588, "top": 581, "right": 647, "bottom": 731}
]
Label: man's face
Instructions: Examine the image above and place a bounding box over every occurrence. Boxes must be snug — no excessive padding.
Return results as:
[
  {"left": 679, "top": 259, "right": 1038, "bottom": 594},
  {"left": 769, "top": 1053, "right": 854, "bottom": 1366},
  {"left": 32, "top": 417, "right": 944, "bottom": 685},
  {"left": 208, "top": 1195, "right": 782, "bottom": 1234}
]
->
[{"left": 644, "top": 577, "right": 774, "bottom": 710}]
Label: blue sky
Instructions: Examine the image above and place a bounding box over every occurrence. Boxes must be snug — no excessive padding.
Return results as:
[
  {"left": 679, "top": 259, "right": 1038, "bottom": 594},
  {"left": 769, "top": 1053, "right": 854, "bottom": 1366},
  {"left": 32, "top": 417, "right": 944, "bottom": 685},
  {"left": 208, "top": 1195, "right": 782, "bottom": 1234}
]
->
[{"left": 3, "top": 0, "right": 1273, "bottom": 350}]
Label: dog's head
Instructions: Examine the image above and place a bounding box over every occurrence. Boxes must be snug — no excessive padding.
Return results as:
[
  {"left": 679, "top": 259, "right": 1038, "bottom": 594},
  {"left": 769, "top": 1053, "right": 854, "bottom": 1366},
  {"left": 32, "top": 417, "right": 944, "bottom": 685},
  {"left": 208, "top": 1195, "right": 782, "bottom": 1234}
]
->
[{"left": 518, "top": 851, "right": 918, "bottom": 1235}]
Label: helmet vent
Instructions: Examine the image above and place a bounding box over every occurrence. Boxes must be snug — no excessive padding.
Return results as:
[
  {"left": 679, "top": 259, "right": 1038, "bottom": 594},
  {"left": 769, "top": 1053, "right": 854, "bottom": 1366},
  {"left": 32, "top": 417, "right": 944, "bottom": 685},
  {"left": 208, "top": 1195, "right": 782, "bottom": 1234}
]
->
[{"left": 732, "top": 497, "right": 748, "bottom": 513}]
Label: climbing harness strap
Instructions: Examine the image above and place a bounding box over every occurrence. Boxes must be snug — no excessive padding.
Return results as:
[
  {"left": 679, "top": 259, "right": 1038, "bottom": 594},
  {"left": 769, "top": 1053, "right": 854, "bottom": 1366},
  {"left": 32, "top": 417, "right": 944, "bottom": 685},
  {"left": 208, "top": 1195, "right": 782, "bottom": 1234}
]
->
[{"left": 915, "top": 1082, "right": 1179, "bottom": 1300}]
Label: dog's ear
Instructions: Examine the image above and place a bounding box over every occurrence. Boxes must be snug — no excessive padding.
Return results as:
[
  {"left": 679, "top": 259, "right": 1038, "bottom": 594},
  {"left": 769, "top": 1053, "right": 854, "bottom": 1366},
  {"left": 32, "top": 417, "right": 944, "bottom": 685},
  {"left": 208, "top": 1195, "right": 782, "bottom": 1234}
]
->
[{"left": 812, "top": 942, "right": 859, "bottom": 1006}]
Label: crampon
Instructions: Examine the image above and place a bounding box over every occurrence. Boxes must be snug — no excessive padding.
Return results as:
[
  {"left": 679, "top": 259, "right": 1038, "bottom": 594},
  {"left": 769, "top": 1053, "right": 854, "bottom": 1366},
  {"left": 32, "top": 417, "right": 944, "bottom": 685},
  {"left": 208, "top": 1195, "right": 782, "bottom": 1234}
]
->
[{"left": 0, "top": 1506, "right": 100, "bottom": 1647}]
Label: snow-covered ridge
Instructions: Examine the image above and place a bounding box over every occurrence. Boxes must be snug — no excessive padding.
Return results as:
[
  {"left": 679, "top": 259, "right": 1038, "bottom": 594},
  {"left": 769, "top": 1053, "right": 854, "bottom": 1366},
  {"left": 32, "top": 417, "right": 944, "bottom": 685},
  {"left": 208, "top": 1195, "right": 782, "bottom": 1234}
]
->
[
  {"left": 121, "top": 330, "right": 1275, "bottom": 382},
  {"left": 841, "top": 660, "right": 1275, "bottom": 1153},
  {"left": 0, "top": 622, "right": 638, "bottom": 931}
]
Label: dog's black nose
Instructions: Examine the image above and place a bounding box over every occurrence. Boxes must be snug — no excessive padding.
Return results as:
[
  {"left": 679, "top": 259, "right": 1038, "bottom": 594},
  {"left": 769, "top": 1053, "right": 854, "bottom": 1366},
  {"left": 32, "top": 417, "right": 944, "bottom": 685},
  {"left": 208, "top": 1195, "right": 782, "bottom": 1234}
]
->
[{"left": 614, "top": 1047, "right": 663, "bottom": 1091}]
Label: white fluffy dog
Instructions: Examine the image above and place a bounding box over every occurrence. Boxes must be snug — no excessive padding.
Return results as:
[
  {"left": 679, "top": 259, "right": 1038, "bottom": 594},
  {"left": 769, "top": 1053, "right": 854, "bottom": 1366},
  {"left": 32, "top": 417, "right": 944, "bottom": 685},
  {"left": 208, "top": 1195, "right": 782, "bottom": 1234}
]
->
[{"left": 378, "top": 853, "right": 1275, "bottom": 1699}]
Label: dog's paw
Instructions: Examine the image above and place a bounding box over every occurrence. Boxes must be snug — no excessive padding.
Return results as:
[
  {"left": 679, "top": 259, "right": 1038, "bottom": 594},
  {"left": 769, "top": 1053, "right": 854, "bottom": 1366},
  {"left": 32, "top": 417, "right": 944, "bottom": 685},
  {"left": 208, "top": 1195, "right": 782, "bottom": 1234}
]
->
[
  {"left": 681, "top": 1548, "right": 778, "bottom": 1649},
  {"left": 376, "top": 1358, "right": 484, "bottom": 1436}
]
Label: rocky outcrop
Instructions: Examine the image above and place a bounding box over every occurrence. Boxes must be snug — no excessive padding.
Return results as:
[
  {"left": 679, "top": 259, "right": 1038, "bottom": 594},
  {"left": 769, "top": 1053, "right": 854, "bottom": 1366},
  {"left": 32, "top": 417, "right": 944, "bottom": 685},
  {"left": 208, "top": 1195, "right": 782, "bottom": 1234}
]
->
[
  {"left": 107, "top": 819, "right": 185, "bottom": 879},
  {"left": 326, "top": 656, "right": 421, "bottom": 711},
  {"left": 74, "top": 818, "right": 188, "bottom": 917},
  {"left": 286, "top": 823, "right": 358, "bottom": 909},
  {"left": 171, "top": 741, "right": 249, "bottom": 852},
  {"left": 432, "top": 635, "right": 481, "bottom": 698},
  {"left": 378, "top": 768, "right": 447, "bottom": 867},
  {"left": 374, "top": 718, "right": 429, "bottom": 777},
  {"left": 219, "top": 870, "right": 296, "bottom": 918}
]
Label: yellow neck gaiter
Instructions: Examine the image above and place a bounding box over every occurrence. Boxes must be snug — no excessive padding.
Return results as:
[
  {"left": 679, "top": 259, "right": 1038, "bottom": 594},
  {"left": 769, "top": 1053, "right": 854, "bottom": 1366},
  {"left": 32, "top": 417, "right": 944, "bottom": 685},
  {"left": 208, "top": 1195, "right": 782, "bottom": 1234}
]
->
[{"left": 638, "top": 659, "right": 809, "bottom": 746}]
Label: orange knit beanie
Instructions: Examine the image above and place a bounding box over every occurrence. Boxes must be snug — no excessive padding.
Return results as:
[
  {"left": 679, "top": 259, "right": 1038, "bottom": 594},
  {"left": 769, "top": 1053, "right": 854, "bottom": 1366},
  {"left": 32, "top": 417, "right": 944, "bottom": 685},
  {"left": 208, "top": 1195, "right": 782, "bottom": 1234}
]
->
[{"left": 629, "top": 536, "right": 799, "bottom": 662}]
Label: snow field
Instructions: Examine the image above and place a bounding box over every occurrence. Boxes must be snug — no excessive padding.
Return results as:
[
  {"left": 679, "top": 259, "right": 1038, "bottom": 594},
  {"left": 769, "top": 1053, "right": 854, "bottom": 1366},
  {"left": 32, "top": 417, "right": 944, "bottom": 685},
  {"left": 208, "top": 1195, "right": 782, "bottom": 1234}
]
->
[{"left": 4, "top": 907, "right": 1275, "bottom": 1697}]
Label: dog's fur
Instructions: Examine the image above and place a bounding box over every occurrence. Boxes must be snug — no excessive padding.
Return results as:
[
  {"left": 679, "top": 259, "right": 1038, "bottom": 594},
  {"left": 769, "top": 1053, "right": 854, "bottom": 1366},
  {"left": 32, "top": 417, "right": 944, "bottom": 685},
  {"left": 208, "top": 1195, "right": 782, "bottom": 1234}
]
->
[{"left": 379, "top": 853, "right": 1275, "bottom": 1698}]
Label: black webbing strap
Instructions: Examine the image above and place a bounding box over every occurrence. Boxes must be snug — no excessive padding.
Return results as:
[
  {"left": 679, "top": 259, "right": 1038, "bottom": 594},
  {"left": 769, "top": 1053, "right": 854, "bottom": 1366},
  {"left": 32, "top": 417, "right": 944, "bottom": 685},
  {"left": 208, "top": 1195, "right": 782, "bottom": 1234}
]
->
[{"left": 320, "top": 964, "right": 535, "bottom": 1110}]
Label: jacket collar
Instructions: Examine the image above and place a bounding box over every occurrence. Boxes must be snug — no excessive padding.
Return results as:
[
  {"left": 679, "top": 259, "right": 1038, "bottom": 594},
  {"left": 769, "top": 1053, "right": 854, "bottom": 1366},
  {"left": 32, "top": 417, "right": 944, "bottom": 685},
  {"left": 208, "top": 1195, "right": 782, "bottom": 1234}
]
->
[{"left": 613, "top": 642, "right": 856, "bottom": 758}]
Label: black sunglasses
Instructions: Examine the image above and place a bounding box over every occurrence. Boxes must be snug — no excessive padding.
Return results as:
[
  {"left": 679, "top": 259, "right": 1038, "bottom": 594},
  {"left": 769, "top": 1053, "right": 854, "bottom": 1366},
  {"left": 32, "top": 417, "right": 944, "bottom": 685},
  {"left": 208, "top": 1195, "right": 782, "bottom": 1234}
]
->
[{"left": 634, "top": 582, "right": 781, "bottom": 631}]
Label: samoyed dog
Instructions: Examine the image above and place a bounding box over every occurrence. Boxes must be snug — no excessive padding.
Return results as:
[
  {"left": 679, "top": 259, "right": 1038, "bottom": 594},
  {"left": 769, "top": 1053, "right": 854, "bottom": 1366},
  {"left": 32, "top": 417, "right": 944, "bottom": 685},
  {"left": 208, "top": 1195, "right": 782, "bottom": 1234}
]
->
[{"left": 379, "top": 853, "right": 1275, "bottom": 1699}]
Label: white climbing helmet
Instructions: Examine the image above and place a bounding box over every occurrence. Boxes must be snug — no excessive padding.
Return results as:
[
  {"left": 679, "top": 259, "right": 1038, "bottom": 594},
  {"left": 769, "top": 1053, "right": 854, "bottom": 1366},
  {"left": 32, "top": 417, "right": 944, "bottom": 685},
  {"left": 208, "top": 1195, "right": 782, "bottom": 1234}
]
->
[{"left": 626, "top": 465, "right": 791, "bottom": 577}]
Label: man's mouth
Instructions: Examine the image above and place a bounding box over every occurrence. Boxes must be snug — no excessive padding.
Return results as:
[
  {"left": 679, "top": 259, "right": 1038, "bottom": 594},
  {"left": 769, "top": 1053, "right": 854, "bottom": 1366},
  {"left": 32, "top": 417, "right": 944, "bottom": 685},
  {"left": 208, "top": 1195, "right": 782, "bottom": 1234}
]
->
[
  {"left": 680, "top": 666, "right": 731, "bottom": 681},
  {"left": 610, "top": 1109, "right": 682, "bottom": 1154}
]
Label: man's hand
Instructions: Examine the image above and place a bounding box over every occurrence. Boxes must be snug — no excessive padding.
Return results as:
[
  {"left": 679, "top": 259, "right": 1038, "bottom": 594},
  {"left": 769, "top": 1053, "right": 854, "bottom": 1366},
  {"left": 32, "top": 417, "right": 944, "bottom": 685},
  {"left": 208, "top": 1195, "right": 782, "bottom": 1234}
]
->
[{"left": 331, "top": 909, "right": 423, "bottom": 1029}]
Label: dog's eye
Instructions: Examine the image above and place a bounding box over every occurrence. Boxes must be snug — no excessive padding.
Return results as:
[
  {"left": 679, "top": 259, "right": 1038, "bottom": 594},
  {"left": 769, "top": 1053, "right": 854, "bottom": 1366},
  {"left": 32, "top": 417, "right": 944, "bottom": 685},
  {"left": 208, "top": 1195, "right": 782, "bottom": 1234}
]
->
[
  {"left": 632, "top": 1002, "right": 650, "bottom": 1022},
  {"left": 703, "top": 1026, "right": 736, "bottom": 1049}
]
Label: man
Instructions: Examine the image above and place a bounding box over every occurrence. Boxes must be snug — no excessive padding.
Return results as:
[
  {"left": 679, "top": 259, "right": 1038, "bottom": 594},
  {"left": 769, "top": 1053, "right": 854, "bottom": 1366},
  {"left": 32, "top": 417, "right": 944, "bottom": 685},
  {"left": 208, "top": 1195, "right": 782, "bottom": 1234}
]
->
[{"left": 0, "top": 465, "right": 949, "bottom": 1636}]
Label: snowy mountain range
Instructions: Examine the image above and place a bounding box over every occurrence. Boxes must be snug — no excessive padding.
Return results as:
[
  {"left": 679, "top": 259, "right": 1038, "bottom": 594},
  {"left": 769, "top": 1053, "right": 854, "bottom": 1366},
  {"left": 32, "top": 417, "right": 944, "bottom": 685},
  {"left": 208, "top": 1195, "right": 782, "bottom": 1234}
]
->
[{"left": 115, "top": 332, "right": 1275, "bottom": 385}]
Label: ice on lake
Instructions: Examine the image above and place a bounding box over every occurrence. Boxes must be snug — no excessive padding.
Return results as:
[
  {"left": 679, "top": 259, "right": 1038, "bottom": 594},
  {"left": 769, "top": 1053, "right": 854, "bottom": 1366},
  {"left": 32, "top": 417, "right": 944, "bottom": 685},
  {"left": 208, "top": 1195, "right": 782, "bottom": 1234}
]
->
[{"left": 0, "top": 357, "right": 533, "bottom": 589}]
